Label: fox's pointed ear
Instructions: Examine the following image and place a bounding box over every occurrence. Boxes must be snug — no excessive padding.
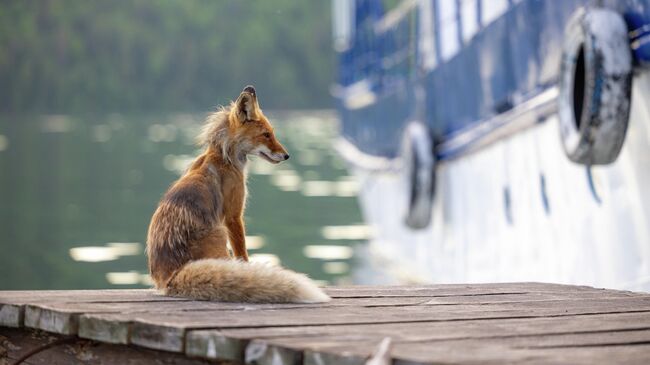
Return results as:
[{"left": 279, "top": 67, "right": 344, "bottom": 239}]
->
[
  {"left": 243, "top": 85, "right": 256, "bottom": 95},
  {"left": 235, "top": 85, "right": 259, "bottom": 122}
]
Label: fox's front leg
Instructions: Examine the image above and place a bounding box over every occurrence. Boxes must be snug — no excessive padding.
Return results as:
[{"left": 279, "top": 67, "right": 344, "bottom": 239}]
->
[{"left": 226, "top": 216, "right": 248, "bottom": 261}]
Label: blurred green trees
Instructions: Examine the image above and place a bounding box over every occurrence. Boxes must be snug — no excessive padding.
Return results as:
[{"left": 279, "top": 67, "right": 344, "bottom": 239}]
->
[{"left": 0, "top": 0, "right": 334, "bottom": 112}]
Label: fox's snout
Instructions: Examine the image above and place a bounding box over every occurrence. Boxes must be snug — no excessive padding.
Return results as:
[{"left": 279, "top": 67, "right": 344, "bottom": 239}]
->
[
  {"left": 274, "top": 143, "right": 290, "bottom": 162},
  {"left": 273, "top": 143, "right": 289, "bottom": 161},
  {"left": 254, "top": 141, "right": 289, "bottom": 164}
]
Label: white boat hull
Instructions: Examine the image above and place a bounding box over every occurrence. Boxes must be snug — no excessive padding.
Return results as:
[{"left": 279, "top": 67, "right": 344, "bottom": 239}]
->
[{"left": 351, "top": 72, "right": 650, "bottom": 292}]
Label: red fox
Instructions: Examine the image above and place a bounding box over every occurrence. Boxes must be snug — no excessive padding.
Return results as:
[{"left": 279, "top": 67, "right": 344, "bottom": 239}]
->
[{"left": 146, "top": 86, "right": 330, "bottom": 303}]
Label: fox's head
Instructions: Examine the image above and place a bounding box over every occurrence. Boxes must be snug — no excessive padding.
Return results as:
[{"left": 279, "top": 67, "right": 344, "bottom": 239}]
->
[{"left": 200, "top": 85, "right": 289, "bottom": 165}]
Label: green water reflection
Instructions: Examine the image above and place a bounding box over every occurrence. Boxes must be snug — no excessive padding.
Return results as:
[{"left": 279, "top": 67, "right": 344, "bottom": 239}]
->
[{"left": 0, "top": 111, "right": 363, "bottom": 289}]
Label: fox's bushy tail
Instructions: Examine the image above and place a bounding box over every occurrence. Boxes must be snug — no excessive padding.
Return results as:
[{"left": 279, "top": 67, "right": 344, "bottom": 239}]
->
[{"left": 164, "top": 259, "right": 330, "bottom": 303}]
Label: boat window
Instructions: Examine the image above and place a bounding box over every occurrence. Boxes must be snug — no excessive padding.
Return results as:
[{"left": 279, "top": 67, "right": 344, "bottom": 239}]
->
[
  {"left": 418, "top": 0, "right": 437, "bottom": 70},
  {"left": 437, "top": 0, "right": 460, "bottom": 61},
  {"left": 460, "top": 0, "right": 479, "bottom": 43},
  {"left": 332, "top": 0, "right": 355, "bottom": 52},
  {"left": 481, "top": 0, "right": 508, "bottom": 26},
  {"left": 375, "top": 0, "right": 419, "bottom": 81}
]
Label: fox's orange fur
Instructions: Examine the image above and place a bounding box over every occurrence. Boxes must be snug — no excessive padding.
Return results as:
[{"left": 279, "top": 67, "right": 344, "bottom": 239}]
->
[{"left": 146, "top": 86, "right": 329, "bottom": 303}]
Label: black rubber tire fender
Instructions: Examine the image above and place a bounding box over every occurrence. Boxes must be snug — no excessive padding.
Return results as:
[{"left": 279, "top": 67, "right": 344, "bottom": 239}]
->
[
  {"left": 400, "top": 121, "right": 436, "bottom": 229},
  {"left": 558, "top": 7, "right": 633, "bottom": 165}
]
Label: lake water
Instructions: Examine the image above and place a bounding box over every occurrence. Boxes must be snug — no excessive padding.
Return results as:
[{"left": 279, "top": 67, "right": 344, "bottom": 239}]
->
[{"left": 0, "top": 110, "right": 367, "bottom": 289}]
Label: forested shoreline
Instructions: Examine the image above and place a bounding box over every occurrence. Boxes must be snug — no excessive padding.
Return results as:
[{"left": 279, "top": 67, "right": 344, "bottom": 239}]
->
[{"left": 0, "top": 1, "right": 334, "bottom": 113}]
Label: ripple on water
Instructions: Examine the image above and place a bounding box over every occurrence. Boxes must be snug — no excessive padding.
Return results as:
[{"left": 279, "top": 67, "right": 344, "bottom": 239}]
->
[
  {"left": 270, "top": 170, "right": 302, "bottom": 191},
  {"left": 148, "top": 123, "right": 178, "bottom": 142},
  {"left": 41, "top": 115, "right": 73, "bottom": 133},
  {"left": 163, "top": 154, "right": 194, "bottom": 174},
  {"left": 303, "top": 245, "right": 354, "bottom": 260},
  {"left": 0, "top": 135, "right": 8, "bottom": 151},
  {"left": 250, "top": 253, "right": 280, "bottom": 266},
  {"left": 297, "top": 150, "right": 323, "bottom": 166},
  {"left": 300, "top": 180, "right": 359, "bottom": 197},
  {"left": 106, "top": 271, "right": 150, "bottom": 285},
  {"left": 321, "top": 225, "right": 373, "bottom": 240},
  {"left": 323, "top": 261, "right": 350, "bottom": 275},
  {"left": 245, "top": 235, "right": 266, "bottom": 250},
  {"left": 92, "top": 124, "right": 112, "bottom": 143},
  {"left": 69, "top": 242, "right": 141, "bottom": 262}
]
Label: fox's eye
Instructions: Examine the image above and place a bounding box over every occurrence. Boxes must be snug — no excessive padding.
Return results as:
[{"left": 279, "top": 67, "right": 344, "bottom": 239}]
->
[{"left": 263, "top": 132, "right": 271, "bottom": 139}]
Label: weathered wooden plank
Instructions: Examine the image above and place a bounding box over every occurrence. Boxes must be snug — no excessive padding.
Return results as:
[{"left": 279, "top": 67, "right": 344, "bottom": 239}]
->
[
  {"left": 520, "top": 344, "right": 650, "bottom": 365},
  {"left": 24, "top": 298, "right": 382, "bottom": 343},
  {"left": 22, "top": 303, "right": 142, "bottom": 336},
  {"left": 186, "top": 310, "right": 650, "bottom": 363},
  {"left": 243, "top": 328, "right": 650, "bottom": 365},
  {"left": 122, "top": 297, "right": 650, "bottom": 331},
  {"left": 8, "top": 296, "right": 648, "bottom": 340},
  {"left": 23, "top": 305, "right": 80, "bottom": 335},
  {"left": 0, "top": 327, "right": 237, "bottom": 365},
  {"left": 2, "top": 284, "right": 650, "bottom": 364},
  {"left": 84, "top": 296, "right": 650, "bottom": 356},
  {"left": 186, "top": 329, "right": 247, "bottom": 362},
  {"left": 0, "top": 303, "right": 23, "bottom": 328},
  {"left": 306, "top": 341, "right": 650, "bottom": 365},
  {"left": 0, "top": 290, "right": 186, "bottom": 330},
  {"left": 78, "top": 313, "right": 131, "bottom": 345},
  {"left": 258, "top": 339, "right": 371, "bottom": 365},
  {"left": 418, "top": 342, "right": 650, "bottom": 365},
  {"left": 388, "top": 329, "right": 650, "bottom": 365},
  {"left": 0, "top": 283, "right": 641, "bottom": 331},
  {"left": 0, "top": 283, "right": 629, "bottom": 305},
  {"left": 15, "top": 290, "right": 646, "bottom": 342},
  {"left": 245, "top": 339, "right": 302, "bottom": 365},
  {"left": 305, "top": 350, "right": 367, "bottom": 365},
  {"left": 214, "top": 310, "right": 650, "bottom": 342},
  {"left": 323, "top": 282, "right": 624, "bottom": 298},
  {"left": 4, "top": 293, "right": 524, "bottom": 336},
  {"left": 23, "top": 289, "right": 642, "bottom": 318},
  {"left": 0, "top": 289, "right": 175, "bottom": 305},
  {"left": 21, "top": 296, "right": 430, "bottom": 313},
  {"left": 514, "top": 328, "right": 650, "bottom": 348},
  {"left": 416, "top": 290, "right": 636, "bottom": 305},
  {"left": 16, "top": 290, "right": 640, "bottom": 318},
  {"left": 130, "top": 319, "right": 188, "bottom": 353},
  {"left": 74, "top": 297, "right": 427, "bottom": 345},
  {"left": 0, "top": 287, "right": 606, "bottom": 308},
  {"left": 70, "top": 291, "right": 636, "bottom": 346}
]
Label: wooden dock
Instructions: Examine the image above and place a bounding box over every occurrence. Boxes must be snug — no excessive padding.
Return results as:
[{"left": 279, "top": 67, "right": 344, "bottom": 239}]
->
[{"left": 2, "top": 282, "right": 650, "bottom": 364}]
